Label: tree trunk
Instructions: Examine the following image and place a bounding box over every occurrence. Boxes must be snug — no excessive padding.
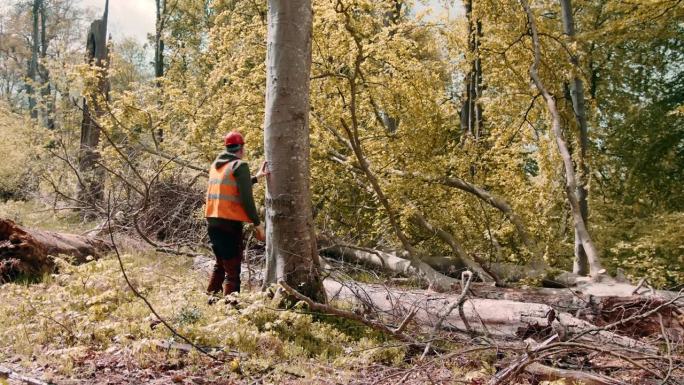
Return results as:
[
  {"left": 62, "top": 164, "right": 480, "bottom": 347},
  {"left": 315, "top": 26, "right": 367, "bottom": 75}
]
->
[
  {"left": 78, "top": 0, "right": 109, "bottom": 216},
  {"left": 262, "top": 0, "right": 326, "bottom": 302},
  {"left": 154, "top": 0, "right": 166, "bottom": 144},
  {"left": 320, "top": 242, "right": 462, "bottom": 290},
  {"left": 0, "top": 219, "right": 110, "bottom": 283},
  {"left": 560, "top": 0, "right": 591, "bottom": 276},
  {"left": 460, "top": 0, "right": 483, "bottom": 139},
  {"left": 522, "top": 0, "right": 604, "bottom": 279},
  {"left": 38, "top": 0, "right": 54, "bottom": 130},
  {"left": 324, "top": 279, "right": 680, "bottom": 353},
  {"left": 26, "top": 0, "right": 40, "bottom": 119},
  {"left": 154, "top": 0, "right": 165, "bottom": 79}
]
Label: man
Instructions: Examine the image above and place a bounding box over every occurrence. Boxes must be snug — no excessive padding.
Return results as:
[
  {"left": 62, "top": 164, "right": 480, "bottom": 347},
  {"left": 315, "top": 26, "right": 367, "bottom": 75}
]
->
[{"left": 205, "top": 131, "right": 267, "bottom": 297}]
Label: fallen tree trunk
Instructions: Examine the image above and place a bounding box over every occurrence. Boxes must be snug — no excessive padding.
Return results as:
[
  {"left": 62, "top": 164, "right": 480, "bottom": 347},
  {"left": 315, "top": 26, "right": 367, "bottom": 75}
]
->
[
  {"left": 321, "top": 240, "right": 564, "bottom": 287},
  {"left": 0, "top": 219, "right": 110, "bottom": 283},
  {"left": 320, "top": 242, "right": 462, "bottom": 291},
  {"left": 192, "top": 252, "right": 682, "bottom": 353},
  {"left": 323, "top": 280, "right": 682, "bottom": 354}
]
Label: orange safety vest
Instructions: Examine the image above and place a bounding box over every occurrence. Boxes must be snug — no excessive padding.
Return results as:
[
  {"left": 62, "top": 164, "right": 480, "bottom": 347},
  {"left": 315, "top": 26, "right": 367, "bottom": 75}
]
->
[{"left": 205, "top": 160, "right": 252, "bottom": 222}]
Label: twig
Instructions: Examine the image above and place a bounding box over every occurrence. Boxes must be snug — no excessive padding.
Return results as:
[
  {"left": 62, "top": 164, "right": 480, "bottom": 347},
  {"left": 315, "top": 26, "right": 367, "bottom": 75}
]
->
[
  {"left": 106, "top": 195, "right": 221, "bottom": 362},
  {"left": 421, "top": 271, "right": 474, "bottom": 359},
  {"left": 658, "top": 313, "right": 673, "bottom": 385},
  {"left": 487, "top": 334, "right": 559, "bottom": 385},
  {"left": 632, "top": 277, "right": 656, "bottom": 295},
  {"left": 515, "top": 341, "right": 666, "bottom": 381},
  {"left": 394, "top": 306, "right": 419, "bottom": 334}
]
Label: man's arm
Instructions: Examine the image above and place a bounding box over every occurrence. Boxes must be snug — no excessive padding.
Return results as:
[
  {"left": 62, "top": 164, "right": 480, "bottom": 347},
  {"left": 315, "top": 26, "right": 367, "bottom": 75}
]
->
[{"left": 233, "top": 163, "right": 261, "bottom": 226}]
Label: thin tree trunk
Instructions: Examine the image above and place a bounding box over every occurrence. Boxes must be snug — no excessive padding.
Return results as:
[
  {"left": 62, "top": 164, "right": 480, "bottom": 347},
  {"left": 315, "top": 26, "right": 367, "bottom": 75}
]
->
[
  {"left": 154, "top": 0, "right": 165, "bottom": 79},
  {"left": 78, "top": 0, "right": 109, "bottom": 216},
  {"left": 460, "top": 0, "right": 483, "bottom": 139},
  {"left": 560, "top": 0, "right": 591, "bottom": 276},
  {"left": 38, "top": 0, "right": 54, "bottom": 130},
  {"left": 405, "top": 200, "right": 496, "bottom": 283},
  {"left": 522, "top": 0, "right": 604, "bottom": 279},
  {"left": 154, "top": 0, "right": 166, "bottom": 144},
  {"left": 26, "top": 0, "right": 40, "bottom": 119},
  {"left": 262, "top": 0, "right": 326, "bottom": 302}
]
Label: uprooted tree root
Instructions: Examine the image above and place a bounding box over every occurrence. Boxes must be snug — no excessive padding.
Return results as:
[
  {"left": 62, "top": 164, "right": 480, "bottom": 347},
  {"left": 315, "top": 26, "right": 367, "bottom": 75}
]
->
[{"left": 0, "top": 219, "right": 110, "bottom": 283}]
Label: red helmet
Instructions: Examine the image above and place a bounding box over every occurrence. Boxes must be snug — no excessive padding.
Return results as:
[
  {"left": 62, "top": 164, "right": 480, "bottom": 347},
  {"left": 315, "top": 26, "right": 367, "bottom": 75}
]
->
[{"left": 224, "top": 131, "right": 245, "bottom": 146}]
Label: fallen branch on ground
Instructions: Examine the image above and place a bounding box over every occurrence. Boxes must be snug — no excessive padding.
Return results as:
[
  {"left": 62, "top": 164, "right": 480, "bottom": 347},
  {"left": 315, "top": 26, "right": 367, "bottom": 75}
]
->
[
  {"left": 523, "top": 362, "right": 629, "bottom": 385},
  {"left": 0, "top": 365, "right": 50, "bottom": 385}
]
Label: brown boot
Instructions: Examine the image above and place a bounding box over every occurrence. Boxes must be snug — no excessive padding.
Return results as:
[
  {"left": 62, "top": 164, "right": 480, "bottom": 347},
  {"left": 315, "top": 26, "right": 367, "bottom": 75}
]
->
[
  {"left": 207, "top": 263, "right": 224, "bottom": 296},
  {"left": 222, "top": 281, "right": 240, "bottom": 296}
]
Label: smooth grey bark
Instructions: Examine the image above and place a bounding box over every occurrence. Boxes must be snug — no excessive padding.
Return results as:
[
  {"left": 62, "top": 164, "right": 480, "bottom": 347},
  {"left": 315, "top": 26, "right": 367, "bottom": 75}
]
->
[
  {"left": 78, "top": 0, "right": 109, "bottom": 214},
  {"left": 262, "top": 0, "right": 326, "bottom": 302},
  {"left": 522, "top": 0, "right": 604, "bottom": 279},
  {"left": 560, "top": 0, "right": 591, "bottom": 276}
]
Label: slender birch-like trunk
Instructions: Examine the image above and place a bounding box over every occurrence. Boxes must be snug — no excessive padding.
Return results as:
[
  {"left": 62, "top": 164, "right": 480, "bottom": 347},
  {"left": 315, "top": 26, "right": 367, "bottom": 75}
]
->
[
  {"left": 522, "top": 0, "right": 604, "bottom": 279},
  {"left": 560, "top": 0, "right": 591, "bottom": 275}
]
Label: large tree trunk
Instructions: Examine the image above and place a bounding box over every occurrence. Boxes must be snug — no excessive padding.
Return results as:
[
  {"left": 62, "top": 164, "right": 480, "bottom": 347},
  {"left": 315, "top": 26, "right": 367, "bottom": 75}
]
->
[
  {"left": 0, "top": 219, "right": 110, "bottom": 283},
  {"left": 78, "top": 0, "right": 109, "bottom": 216},
  {"left": 523, "top": 0, "right": 604, "bottom": 279},
  {"left": 323, "top": 279, "right": 682, "bottom": 353},
  {"left": 262, "top": 0, "right": 326, "bottom": 302},
  {"left": 560, "top": 0, "right": 591, "bottom": 276}
]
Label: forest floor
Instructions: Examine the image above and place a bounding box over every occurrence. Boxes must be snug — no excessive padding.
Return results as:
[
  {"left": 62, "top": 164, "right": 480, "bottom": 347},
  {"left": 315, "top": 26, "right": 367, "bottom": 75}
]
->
[
  {"left": 0, "top": 201, "right": 513, "bottom": 385},
  {"left": 2, "top": 200, "right": 675, "bottom": 385}
]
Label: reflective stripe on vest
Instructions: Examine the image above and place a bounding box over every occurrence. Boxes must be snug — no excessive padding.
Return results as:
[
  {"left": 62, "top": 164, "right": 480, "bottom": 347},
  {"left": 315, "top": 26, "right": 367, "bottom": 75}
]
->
[{"left": 205, "top": 160, "right": 252, "bottom": 222}]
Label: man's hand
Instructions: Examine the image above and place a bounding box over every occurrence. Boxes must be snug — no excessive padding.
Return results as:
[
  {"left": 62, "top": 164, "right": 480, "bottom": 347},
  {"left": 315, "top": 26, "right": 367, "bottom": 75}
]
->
[
  {"left": 254, "top": 224, "right": 266, "bottom": 241},
  {"left": 255, "top": 161, "right": 269, "bottom": 180}
]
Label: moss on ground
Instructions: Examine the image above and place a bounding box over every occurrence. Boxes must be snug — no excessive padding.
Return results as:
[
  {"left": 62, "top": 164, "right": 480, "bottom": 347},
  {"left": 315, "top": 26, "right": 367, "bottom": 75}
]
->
[{"left": 0, "top": 246, "right": 408, "bottom": 382}]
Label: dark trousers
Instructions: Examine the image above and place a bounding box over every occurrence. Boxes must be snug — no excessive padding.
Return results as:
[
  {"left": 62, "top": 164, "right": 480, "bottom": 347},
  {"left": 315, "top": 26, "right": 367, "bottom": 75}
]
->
[{"left": 206, "top": 219, "right": 243, "bottom": 295}]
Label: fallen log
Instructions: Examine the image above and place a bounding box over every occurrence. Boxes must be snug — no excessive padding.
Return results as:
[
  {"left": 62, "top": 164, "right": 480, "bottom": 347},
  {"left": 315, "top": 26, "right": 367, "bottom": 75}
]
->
[
  {"left": 323, "top": 280, "right": 676, "bottom": 354},
  {"left": 0, "top": 219, "right": 110, "bottom": 283},
  {"left": 193, "top": 253, "right": 683, "bottom": 349},
  {"left": 469, "top": 284, "right": 684, "bottom": 340},
  {"left": 320, "top": 243, "right": 462, "bottom": 291},
  {"left": 319, "top": 249, "right": 683, "bottom": 342}
]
